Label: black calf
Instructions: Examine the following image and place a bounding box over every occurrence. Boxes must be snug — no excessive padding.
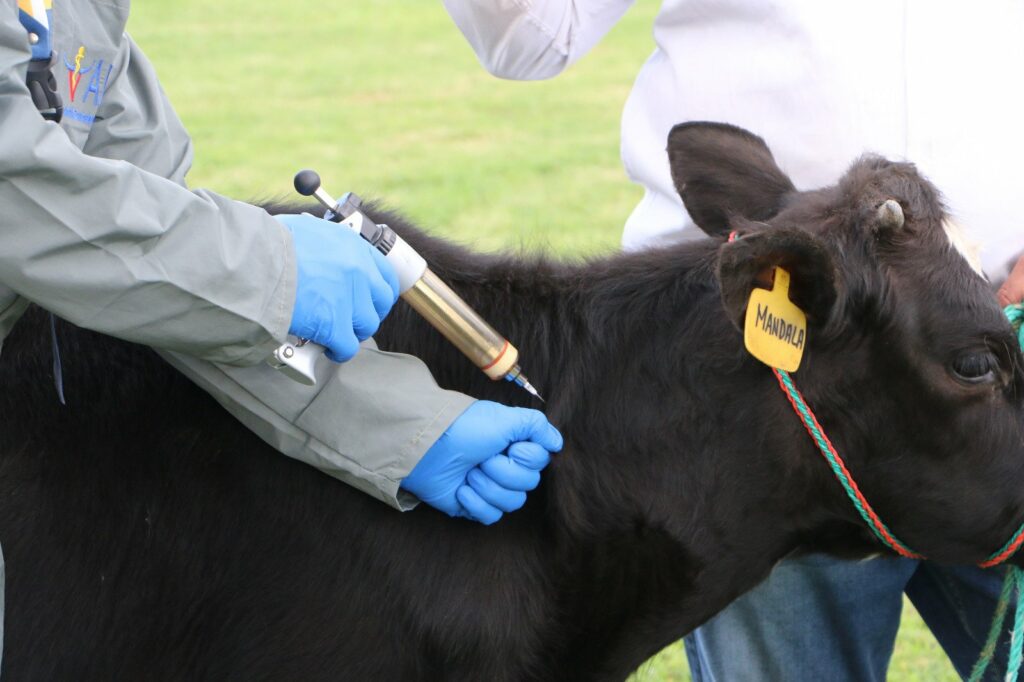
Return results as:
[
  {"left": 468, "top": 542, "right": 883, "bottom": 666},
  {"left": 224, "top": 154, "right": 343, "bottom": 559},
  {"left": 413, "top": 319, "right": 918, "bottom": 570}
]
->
[{"left": 1, "top": 122, "right": 1022, "bottom": 680}]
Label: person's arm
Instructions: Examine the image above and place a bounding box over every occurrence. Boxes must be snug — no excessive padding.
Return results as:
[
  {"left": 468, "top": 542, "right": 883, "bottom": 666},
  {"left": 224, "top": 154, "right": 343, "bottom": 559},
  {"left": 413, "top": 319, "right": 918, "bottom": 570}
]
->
[
  {"left": 998, "top": 254, "right": 1024, "bottom": 307},
  {"left": 442, "top": 0, "right": 634, "bottom": 80},
  {"left": 85, "top": 33, "right": 563, "bottom": 519},
  {"left": 162, "top": 342, "right": 478, "bottom": 511},
  {"left": 77, "top": 32, "right": 451, "bottom": 509},
  {"left": 81, "top": 35, "right": 196, "bottom": 189},
  {"left": 0, "top": 8, "right": 294, "bottom": 366}
]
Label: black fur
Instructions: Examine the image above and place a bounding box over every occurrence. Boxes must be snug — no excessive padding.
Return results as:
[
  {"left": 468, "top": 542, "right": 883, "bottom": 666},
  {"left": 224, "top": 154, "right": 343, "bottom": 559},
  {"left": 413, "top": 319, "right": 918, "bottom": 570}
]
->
[{"left": 2, "top": 123, "right": 1023, "bottom": 680}]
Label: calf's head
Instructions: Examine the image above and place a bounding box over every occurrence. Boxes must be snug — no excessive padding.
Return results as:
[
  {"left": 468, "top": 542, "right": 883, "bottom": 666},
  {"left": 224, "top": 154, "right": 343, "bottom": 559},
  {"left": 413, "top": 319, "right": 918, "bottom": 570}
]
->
[{"left": 669, "top": 121, "right": 1024, "bottom": 565}]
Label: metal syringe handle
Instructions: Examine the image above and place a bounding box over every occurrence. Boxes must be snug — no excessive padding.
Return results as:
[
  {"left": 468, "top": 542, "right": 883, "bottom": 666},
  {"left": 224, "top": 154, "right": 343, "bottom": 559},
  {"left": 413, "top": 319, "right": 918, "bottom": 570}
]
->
[{"left": 402, "top": 269, "right": 519, "bottom": 380}]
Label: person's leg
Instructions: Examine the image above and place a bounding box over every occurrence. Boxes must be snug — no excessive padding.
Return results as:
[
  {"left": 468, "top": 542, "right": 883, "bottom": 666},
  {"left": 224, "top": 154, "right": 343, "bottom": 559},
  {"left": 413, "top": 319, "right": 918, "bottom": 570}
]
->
[
  {"left": 906, "top": 564, "right": 1012, "bottom": 680},
  {"left": 684, "top": 554, "right": 918, "bottom": 682},
  {"left": 1, "top": 543, "right": 5, "bottom": 670}
]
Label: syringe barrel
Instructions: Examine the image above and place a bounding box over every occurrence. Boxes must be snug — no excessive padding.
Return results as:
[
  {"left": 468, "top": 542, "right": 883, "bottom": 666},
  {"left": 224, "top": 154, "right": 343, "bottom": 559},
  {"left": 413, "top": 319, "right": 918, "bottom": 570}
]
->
[{"left": 401, "top": 269, "right": 519, "bottom": 380}]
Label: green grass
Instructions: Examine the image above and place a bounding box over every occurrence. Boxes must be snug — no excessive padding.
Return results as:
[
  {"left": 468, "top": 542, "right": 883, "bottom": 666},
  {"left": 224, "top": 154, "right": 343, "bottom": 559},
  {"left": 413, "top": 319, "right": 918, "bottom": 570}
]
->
[
  {"left": 127, "top": 2, "right": 958, "bottom": 679},
  {"left": 129, "top": 0, "right": 652, "bottom": 257}
]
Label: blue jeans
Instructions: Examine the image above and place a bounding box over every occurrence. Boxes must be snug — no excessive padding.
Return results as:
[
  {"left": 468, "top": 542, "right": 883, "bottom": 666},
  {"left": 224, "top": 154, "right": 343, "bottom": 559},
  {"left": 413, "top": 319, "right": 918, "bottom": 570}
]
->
[
  {"left": 1, "top": 545, "right": 5, "bottom": 669},
  {"left": 685, "top": 554, "right": 1011, "bottom": 682}
]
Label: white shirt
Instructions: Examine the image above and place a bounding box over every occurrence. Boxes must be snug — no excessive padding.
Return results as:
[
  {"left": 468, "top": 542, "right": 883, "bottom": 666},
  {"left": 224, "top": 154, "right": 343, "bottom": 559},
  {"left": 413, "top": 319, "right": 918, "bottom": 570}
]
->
[{"left": 443, "top": 0, "right": 1024, "bottom": 276}]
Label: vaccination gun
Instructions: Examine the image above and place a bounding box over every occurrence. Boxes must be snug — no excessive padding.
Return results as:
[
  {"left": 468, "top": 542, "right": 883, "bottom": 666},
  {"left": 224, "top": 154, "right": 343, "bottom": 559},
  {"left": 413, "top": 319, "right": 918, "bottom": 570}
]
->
[{"left": 268, "top": 171, "right": 543, "bottom": 402}]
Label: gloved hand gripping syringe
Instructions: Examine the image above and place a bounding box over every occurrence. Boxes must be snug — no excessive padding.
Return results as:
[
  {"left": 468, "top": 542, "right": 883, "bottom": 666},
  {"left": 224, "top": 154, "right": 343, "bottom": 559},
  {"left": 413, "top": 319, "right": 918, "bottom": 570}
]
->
[{"left": 269, "top": 170, "right": 543, "bottom": 402}]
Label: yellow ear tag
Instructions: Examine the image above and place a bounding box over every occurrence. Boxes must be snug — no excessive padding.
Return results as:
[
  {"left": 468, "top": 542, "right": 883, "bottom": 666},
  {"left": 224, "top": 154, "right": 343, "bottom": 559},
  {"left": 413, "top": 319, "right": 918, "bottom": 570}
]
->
[{"left": 743, "top": 267, "right": 807, "bottom": 372}]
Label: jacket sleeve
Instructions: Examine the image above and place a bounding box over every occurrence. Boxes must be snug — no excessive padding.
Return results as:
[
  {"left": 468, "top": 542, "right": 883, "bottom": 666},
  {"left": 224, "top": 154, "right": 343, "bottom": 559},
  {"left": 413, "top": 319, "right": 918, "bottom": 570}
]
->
[
  {"left": 442, "top": 0, "right": 634, "bottom": 80},
  {"left": 0, "top": 8, "right": 295, "bottom": 366},
  {"left": 161, "top": 341, "right": 477, "bottom": 511},
  {"left": 81, "top": 32, "right": 479, "bottom": 509},
  {"left": 82, "top": 34, "right": 196, "bottom": 189}
]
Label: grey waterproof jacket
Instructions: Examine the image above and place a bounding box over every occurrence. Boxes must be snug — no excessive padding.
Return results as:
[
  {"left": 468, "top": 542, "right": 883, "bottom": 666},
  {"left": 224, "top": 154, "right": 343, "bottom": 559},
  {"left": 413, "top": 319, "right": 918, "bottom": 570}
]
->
[{"left": 0, "top": 0, "right": 474, "bottom": 509}]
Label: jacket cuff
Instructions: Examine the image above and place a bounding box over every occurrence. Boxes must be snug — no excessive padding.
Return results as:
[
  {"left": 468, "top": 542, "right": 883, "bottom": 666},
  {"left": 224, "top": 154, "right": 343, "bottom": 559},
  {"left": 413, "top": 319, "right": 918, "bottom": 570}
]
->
[
  {"left": 220, "top": 214, "right": 298, "bottom": 367},
  {"left": 388, "top": 394, "right": 477, "bottom": 510}
]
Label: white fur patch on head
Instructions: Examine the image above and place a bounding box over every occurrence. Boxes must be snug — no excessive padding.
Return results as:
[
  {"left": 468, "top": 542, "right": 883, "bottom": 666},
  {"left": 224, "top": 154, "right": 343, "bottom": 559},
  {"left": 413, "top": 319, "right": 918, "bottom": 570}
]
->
[{"left": 942, "top": 217, "right": 985, "bottom": 278}]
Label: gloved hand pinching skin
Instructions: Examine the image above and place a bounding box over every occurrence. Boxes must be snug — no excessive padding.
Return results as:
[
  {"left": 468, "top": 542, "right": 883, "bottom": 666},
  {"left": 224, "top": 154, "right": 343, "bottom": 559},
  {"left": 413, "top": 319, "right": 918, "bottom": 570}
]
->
[
  {"left": 400, "top": 401, "right": 564, "bottom": 525},
  {"left": 277, "top": 213, "right": 400, "bottom": 362}
]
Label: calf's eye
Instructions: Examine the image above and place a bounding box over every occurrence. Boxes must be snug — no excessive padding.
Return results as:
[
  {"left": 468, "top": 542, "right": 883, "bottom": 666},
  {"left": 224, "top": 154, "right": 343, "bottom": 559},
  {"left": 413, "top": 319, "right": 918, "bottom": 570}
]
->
[{"left": 951, "top": 352, "right": 999, "bottom": 384}]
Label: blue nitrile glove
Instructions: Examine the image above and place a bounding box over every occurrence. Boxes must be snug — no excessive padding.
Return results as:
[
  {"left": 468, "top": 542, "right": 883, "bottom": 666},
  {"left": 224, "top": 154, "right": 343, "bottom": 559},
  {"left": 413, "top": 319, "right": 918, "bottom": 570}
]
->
[
  {"left": 277, "top": 213, "right": 400, "bottom": 362},
  {"left": 400, "top": 401, "right": 564, "bottom": 525}
]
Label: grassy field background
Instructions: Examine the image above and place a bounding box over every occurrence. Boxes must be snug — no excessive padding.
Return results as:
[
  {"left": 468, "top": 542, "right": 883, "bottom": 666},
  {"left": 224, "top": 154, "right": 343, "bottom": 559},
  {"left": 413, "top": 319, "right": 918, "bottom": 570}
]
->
[{"left": 128, "top": 1, "right": 958, "bottom": 679}]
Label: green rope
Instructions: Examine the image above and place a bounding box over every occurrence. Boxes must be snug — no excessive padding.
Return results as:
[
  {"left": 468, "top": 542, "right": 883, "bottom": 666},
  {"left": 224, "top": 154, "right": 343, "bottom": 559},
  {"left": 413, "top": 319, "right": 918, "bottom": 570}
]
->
[
  {"left": 731, "top": 229, "right": 1024, "bottom": 677},
  {"left": 1011, "top": 569, "right": 1024, "bottom": 680},
  {"left": 1007, "top": 305, "right": 1024, "bottom": 351},
  {"left": 775, "top": 369, "right": 921, "bottom": 558},
  {"left": 968, "top": 305, "right": 1024, "bottom": 682},
  {"left": 778, "top": 303, "right": 1024, "bottom": 680},
  {"left": 968, "top": 568, "right": 1016, "bottom": 682}
]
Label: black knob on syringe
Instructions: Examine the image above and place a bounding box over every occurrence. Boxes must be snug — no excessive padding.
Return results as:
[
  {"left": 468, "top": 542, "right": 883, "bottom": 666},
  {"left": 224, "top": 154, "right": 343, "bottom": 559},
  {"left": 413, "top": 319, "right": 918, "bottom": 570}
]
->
[{"left": 294, "top": 170, "right": 364, "bottom": 223}]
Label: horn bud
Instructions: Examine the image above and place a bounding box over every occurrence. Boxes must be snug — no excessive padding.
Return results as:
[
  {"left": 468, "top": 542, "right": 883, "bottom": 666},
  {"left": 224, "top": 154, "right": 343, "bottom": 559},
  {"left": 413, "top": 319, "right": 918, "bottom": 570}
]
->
[{"left": 876, "top": 199, "right": 905, "bottom": 230}]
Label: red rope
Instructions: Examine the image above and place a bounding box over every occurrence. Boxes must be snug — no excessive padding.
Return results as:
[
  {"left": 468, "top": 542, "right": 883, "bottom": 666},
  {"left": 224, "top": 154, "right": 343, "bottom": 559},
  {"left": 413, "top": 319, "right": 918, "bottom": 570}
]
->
[
  {"left": 727, "top": 229, "right": 1023, "bottom": 566},
  {"left": 981, "top": 530, "right": 1024, "bottom": 569},
  {"left": 771, "top": 369, "right": 924, "bottom": 559}
]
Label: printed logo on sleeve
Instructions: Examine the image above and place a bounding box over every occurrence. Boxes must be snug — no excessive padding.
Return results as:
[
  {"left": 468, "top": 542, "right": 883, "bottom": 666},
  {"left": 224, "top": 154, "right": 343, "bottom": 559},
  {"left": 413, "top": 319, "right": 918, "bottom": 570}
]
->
[{"left": 60, "top": 45, "right": 114, "bottom": 125}]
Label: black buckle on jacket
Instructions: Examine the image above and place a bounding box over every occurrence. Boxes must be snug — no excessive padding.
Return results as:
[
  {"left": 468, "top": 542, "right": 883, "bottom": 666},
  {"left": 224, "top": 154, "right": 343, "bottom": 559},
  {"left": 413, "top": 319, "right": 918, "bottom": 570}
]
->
[{"left": 26, "top": 54, "right": 63, "bottom": 123}]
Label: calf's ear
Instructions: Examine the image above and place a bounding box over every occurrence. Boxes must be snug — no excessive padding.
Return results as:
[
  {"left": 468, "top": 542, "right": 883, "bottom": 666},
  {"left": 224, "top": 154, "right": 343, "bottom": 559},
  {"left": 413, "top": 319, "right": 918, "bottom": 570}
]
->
[
  {"left": 668, "top": 122, "right": 796, "bottom": 237},
  {"left": 716, "top": 225, "right": 838, "bottom": 331}
]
